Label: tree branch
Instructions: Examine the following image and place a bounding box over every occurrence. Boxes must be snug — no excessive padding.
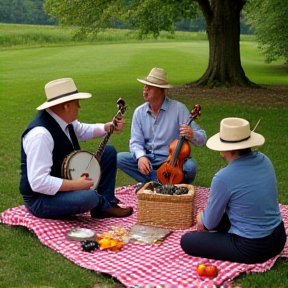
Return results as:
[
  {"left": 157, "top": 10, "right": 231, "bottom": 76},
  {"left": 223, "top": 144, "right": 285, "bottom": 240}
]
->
[{"left": 195, "top": 0, "right": 213, "bottom": 22}]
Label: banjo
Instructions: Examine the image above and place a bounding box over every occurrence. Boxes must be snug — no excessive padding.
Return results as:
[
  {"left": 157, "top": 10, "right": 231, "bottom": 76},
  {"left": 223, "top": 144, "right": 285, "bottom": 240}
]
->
[{"left": 61, "top": 98, "right": 127, "bottom": 189}]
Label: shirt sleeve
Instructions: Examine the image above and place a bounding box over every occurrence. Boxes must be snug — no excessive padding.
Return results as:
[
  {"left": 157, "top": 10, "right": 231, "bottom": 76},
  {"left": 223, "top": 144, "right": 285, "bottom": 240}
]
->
[
  {"left": 178, "top": 101, "right": 206, "bottom": 146},
  {"left": 23, "top": 127, "right": 63, "bottom": 195},
  {"left": 129, "top": 108, "right": 147, "bottom": 160},
  {"left": 202, "top": 175, "right": 230, "bottom": 230},
  {"left": 72, "top": 120, "right": 106, "bottom": 140},
  {"left": 191, "top": 121, "right": 206, "bottom": 146}
]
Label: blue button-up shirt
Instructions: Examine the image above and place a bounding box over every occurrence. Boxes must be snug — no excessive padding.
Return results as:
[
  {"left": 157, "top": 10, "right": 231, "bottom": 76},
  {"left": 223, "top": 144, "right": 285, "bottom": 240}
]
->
[{"left": 129, "top": 97, "right": 206, "bottom": 159}]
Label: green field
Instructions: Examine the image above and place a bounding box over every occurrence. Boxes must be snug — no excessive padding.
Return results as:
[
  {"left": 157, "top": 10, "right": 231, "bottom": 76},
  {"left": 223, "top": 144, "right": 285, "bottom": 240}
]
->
[{"left": 0, "top": 24, "right": 288, "bottom": 288}]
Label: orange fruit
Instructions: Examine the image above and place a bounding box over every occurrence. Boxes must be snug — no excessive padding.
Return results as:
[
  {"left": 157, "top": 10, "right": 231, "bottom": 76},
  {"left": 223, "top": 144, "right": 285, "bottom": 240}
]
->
[
  {"left": 110, "top": 241, "right": 124, "bottom": 251},
  {"left": 196, "top": 264, "right": 219, "bottom": 278},
  {"left": 204, "top": 265, "right": 218, "bottom": 278},
  {"left": 196, "top": 264, "right": 206, "bottom": 276},
  {"left": 98, "top": 238, "right": 124, "bottom": 251},
  {"left": 98, "top": 238, "right": 112, "bottom": 249},
  {"left": 115, "top": 241, "right": 124, "bottom": 249}
]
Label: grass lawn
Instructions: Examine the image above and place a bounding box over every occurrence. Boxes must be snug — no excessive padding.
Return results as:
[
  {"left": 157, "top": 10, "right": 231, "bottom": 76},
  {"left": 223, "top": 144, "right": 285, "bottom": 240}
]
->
[{"left": 0, "top": 24, "right": 288, "bottom": 288}]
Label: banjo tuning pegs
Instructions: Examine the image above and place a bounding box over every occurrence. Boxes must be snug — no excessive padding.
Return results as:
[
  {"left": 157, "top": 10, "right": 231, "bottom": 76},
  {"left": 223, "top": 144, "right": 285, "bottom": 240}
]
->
[
  {"left": 116, "top": 98, "right": 125, "bottom": 108},
  {"left": 116, "top": 98, "right": 127, "bottom": 115}
]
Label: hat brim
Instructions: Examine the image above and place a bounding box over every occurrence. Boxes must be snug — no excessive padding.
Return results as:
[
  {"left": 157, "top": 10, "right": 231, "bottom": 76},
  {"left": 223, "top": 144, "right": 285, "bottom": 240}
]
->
[
  {"left": 137, "top": 78, "right": 172, "bottom": 89},
  {"left": 36, "top": 92, "right": 91, "bottom": 110},
  {"left": 206, "top": 131, "right": 265, "bottom": 151}
]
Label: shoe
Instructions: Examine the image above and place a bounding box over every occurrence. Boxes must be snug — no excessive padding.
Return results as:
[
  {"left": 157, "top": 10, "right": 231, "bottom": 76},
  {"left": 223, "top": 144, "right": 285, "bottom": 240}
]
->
[
  {"left": 91, "top": 205, "right": 133, "bottom": 219},
  {"left": 115, "top": 197, "right": 121, "bottom": 204}
]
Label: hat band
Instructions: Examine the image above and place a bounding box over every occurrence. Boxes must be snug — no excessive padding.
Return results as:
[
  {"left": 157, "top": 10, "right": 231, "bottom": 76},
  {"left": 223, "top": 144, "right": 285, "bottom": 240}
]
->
[
  {"left": 220, "top": 135, "right": 250, "bottom": 143},
  {"left": 48, "top": 90, "right": 78, "bottom": 102},
  {"left": 146, "top": 76, "right": 168, "bottom": 85}
]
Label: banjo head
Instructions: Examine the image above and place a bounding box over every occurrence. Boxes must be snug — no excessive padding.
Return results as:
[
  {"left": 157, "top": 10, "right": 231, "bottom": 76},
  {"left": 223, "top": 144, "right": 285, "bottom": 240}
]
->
[{"left": 64, "top": 150, "right": 101, "bottom": 189}]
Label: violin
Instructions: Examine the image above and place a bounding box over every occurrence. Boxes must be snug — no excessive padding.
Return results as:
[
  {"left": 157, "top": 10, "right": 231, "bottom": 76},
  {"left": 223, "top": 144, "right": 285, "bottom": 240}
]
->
[{"left": 156, "top": 104, "right": 201, "bottom": 185}]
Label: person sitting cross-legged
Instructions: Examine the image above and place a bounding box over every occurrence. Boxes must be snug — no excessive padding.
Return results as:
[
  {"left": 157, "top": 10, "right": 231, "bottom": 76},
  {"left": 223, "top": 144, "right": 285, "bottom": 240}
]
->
[
  {"left": 20, "top": 77, "right": 133, "bottom": 219},
  {"left": 180, "top": 117, "right": 286, "bottom": 263},
  {"left": 117, "top": 67, "right": 206, "bottom": 187}
]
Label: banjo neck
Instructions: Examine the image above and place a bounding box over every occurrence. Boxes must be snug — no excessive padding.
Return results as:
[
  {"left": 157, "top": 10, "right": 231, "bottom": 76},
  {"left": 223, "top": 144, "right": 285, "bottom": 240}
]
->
[
  {"left": 94, "top": 98, "right": 126, "bottom": 162},
  {"left": 94, "top": 127, "right": 113, "bottom": 162}
]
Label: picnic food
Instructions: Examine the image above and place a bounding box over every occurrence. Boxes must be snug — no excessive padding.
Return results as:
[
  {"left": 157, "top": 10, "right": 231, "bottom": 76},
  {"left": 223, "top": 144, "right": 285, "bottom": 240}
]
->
[
  {"left": 97, "top": 238, "right": 124, "bottom": 251},
  {"left": 66, "top": 227, "right": 95, "bottom": 241},
  {"left": 205, "top": 265, "right": 218, "bottom": 277},
  {"left": 81, "top": 240, "right": 99, "bottom": 252},
  {"left": 196, "top": 263, "right": 218, "bottom": 278},
  {"left": 96, "top": 226, "right": 129, "bottom": 251},
  {"left": 128, "top": 225, "right": 171, "bottom": 244},
  {"left": 196, "top": 263, "right": 206, "bottom": 276},
  {"left": 143, "top": 181, "right": 189, "bottom": 195}
]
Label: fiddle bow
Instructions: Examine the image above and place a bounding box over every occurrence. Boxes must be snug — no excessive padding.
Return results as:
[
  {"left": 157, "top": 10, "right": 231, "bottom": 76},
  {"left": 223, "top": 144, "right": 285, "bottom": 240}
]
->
[{"left": 156, "top": 104, "right": 201, "bottom": 185}]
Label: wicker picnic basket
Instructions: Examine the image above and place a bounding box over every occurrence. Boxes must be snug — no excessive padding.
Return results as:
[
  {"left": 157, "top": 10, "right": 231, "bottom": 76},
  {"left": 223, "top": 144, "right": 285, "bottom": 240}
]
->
[{"left": 137, "top": 182, "right": 196, "bottom": 230}]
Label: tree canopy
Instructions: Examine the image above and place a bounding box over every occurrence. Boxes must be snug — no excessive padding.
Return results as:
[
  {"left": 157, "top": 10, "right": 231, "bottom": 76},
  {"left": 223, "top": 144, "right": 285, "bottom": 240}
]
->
[
  {"left": 44, "top": 0, "right": 200, "bottom": 38},
  {"left": 246, "top": 0, "right": 288, "bottom": 63},
  {"left": 0, "top": 0, "right": 57, "bottom": 25},
  {"left": 44, "top": 0, "right": 254, "bottom": 87}
]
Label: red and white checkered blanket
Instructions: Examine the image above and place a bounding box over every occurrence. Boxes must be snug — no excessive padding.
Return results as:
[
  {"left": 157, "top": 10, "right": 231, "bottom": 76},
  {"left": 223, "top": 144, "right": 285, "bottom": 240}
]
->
[{"left": 1, "top": 185, "right": 288, "bottom": 288}]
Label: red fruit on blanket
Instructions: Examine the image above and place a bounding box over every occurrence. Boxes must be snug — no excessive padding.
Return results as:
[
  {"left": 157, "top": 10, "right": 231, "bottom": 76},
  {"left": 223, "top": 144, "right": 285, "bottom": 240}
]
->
[
  {"left": 196, "top": 263, "right": 219, "bottom": 278},
  {"left": 205, "top": 265, "right": 218, "bottom": 278},
  {"left": 196, "top": 263, "right": 206, "bottom": 276}
]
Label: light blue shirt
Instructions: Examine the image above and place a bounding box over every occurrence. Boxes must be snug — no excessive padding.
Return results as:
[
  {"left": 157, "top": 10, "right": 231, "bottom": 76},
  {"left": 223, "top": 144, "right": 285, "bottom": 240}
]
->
[
  {"left": 202, "top": 151, "right": 282, "bottom": 238},
  {"left": 129, "top": 97, "right": 206, "bottom": 159}
]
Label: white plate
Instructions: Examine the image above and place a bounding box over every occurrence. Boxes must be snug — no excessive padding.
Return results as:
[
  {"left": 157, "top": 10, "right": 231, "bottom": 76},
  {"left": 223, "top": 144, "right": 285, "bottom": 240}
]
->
[{"left": 67, "top": 227, "right": 95, "bottom": 241}]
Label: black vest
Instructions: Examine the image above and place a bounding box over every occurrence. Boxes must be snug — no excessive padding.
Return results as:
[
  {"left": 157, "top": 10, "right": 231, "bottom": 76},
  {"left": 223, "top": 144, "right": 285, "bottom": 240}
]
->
[{"left": 19, "top": 110, "right": 79, "bottom": 203}]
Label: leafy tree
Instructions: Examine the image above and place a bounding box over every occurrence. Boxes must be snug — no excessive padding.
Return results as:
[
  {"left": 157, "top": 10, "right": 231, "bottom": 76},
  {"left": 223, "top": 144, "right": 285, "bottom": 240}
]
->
[
  {"left": 194, "top": 0, "right": 252, "bottom": 87},
  {"left": 175, "top": 18, "right": 206, "bottom": 32},
  {"left": 0, "top": 0, "right": 57, "bottom": 25},
  {"left": 44, "top": 0, "right": 255, "bottom": 87},
  {"left": 246, "top": 0, "right": 288, "bottom": 63}
]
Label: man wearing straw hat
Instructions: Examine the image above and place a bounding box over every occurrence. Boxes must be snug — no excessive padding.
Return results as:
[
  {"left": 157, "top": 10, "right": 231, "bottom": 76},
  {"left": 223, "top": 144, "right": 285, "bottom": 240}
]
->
[
  {"left": 20, "top": 78, "right": 133, "bottom": 219},
  {"left": 117, "top": 67, "right": 206, "bottom": 186},
  {"left": 180, "top": 117, "right": 286, "bottom": 263}
]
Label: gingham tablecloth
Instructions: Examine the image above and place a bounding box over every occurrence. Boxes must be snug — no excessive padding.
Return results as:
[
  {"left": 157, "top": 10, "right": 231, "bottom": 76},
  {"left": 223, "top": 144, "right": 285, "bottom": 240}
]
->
[{"left": 1, "top": 185, "right": 288, "bottom": 288}]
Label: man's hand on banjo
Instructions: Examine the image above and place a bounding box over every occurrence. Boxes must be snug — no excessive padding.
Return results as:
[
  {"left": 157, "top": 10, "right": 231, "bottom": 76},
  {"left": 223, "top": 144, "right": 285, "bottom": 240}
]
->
[
  {"left": 104, "top": 117, "right": 124, "bottom": 133},
  {"left": 61, "top": 176, "right": 94, "bottom": 191},
  {"left": 78, "top": 174, "right": 95, "bottom": 190},
  {"left": 113, "top": 117, "right": 124, "bottom": 132}
]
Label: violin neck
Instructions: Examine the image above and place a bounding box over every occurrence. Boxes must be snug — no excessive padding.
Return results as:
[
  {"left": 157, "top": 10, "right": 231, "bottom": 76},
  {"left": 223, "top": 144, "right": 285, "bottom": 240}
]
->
[
  {"left": 185, "top": 116, "right": 194, "bottom": 126},
  {"left": 171, "top": 137, "right": 185, "bottom": 166}
]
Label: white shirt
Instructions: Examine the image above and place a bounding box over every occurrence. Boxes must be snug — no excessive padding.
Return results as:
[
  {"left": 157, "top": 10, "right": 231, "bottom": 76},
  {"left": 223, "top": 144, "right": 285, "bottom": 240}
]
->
[{"left": 23, "top": 109, "right": 106, "bottom": 195}]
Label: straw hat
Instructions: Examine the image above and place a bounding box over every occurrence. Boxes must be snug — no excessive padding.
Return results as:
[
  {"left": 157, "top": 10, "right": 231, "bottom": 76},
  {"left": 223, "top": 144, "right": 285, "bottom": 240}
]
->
[
  {"left": 137, "top": 67, "right": 173, "bottom": 89},
  {"left": 37, "top": 78, "right": 91, "bottom": 110},
  {"left": 206, "top": 117, "right": 265, "bottom": 151}
]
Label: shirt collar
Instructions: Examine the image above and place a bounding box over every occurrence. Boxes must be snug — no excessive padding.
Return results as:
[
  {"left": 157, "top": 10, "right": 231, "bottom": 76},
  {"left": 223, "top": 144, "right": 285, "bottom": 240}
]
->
[
  {"left": 46, "top": 109, "right": 68, "bottom": 132},
  {"left": 146, "top": 96, "right": 170, "bottom": 114}
]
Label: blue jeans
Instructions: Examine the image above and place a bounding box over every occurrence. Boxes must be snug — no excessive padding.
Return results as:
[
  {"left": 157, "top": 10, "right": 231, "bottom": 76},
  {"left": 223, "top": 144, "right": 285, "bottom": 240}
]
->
[
  {"left": 117, "top": 152, "right": 197, "bottom": 184},
  {"left": 25, "top": 145, "right": 118, "bottom": 219}
]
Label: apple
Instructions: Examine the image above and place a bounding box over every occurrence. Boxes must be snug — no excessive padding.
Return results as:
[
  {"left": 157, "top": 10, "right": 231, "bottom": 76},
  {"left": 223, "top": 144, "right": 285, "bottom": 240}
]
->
[{"left": 196, "top": 263, "right": 219, "bottom": 278}]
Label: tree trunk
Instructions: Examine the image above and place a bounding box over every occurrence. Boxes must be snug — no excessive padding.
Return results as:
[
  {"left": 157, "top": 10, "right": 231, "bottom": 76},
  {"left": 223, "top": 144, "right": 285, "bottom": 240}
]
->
[{"left": 195, "top": 0, "right": 256, "bottom": 87}]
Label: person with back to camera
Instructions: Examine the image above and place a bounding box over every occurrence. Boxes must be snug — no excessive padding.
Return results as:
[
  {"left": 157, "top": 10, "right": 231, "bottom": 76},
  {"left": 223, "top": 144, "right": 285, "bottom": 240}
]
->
[
  {"left": 180, "top": 117, "right": 286, "bottom": 263},
  {"left": 20, "top": 77, "right": 133, "bottom": 219},
  {"left": 117, "top": 67, "right": 206, "bottom": 188}
]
